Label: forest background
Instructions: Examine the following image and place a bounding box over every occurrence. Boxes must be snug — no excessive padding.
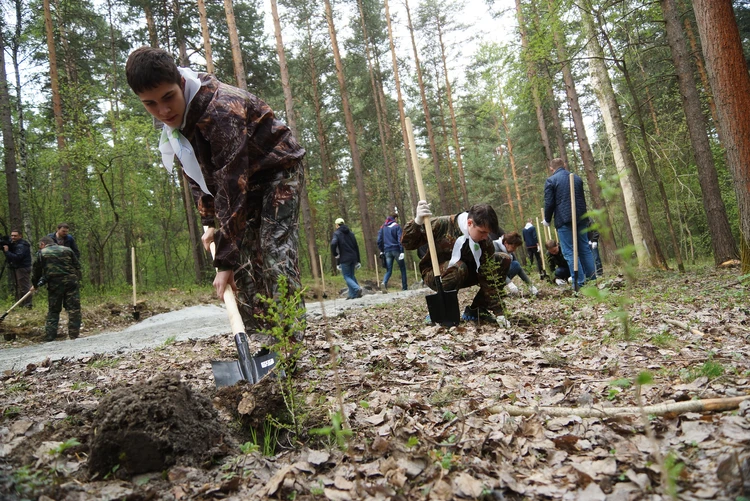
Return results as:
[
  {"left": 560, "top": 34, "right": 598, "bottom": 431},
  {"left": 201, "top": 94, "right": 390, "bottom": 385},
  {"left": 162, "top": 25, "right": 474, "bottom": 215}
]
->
[{"left": 1, "top": 0, "right": 749, "bottom": 300}]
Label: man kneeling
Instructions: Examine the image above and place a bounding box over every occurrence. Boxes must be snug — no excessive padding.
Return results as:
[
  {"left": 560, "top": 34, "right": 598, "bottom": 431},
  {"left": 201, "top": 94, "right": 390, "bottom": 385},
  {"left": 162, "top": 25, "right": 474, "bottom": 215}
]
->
[{"left": 402, "top": 202, "right": 512, "bottom": 326}]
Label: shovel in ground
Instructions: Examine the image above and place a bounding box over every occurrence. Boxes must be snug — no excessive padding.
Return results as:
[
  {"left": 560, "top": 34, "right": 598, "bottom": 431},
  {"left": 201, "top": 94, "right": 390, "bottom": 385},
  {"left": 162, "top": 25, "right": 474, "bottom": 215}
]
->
[
  {"left": 1, "top": 289, "right": 35, "bottom": 341},
  {"left": 204, "top": 227, "right": 280, "bottom": 387},
  {"left": 405, "top": 118, "right": 460, "bottom": 327},
  {"left": 569, "top": 173, "right": 579, "bottom": 292}
]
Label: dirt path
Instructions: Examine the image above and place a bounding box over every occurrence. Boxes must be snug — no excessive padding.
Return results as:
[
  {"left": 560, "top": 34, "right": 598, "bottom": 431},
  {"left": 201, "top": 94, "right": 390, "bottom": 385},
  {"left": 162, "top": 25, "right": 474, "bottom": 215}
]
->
[{"left": 0, "top": 288, "right": 426, "bottom": 373}]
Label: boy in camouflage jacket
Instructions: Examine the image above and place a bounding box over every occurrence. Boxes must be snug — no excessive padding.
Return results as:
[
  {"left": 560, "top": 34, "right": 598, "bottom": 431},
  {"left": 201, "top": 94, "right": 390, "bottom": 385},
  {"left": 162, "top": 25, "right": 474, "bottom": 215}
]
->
[
  {"left": 126, "top": 47, "right": 306, "bottom": 350},
  {"left": 402, "top": 202, "right": 512, "bottom": 323},
  {"left": 31, "top": 236, "right": 81, "bottom": 341}
]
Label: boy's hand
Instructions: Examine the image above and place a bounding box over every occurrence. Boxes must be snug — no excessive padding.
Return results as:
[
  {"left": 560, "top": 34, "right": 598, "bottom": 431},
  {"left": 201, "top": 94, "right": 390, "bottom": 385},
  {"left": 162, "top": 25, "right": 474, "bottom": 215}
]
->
[
  {"left": 201, "top": 227, "right": 215, "bottom": 251},
  {"left": 214, "top": 269, "right": 238, "bottom": 300}
]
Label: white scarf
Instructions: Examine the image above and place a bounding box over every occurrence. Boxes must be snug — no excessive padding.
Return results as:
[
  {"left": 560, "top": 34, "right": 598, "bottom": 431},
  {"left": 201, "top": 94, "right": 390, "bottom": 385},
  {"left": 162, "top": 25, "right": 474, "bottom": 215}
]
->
[
  {"left": 448, "top": 212, "right": 483, "bottom": 272},
  {"left": 524, "top": 222, "right": 533, "bottom": 229},
  {"left": 158, "top": 67, "right": 212, "bottom": 196}
]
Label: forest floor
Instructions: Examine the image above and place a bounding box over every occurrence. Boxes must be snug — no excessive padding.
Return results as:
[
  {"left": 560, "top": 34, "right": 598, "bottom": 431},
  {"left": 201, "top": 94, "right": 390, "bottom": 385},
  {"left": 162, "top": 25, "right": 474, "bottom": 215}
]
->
[{"left": 1, "top": 266, "right": 749, "bottom": 500}]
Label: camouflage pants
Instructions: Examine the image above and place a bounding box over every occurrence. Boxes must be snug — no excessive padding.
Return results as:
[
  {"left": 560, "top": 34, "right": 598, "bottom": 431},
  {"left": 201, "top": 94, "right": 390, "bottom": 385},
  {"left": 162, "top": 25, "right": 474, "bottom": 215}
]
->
[
  {"left": 234, "top": 161, "right": 304, "bottom": 347},
  {"left": 423, "top": 252, "right": 511, "bottom": 314},
  {"left": 46, "top": 275, "right": 81, "bottom": 340}
]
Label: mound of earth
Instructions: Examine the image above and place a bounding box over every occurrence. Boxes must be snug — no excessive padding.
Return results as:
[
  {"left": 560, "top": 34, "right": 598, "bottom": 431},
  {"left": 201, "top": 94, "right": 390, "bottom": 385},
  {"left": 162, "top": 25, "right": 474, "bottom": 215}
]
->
[{"left": 88, "top": 374, "right": 230, "bottom": 479}]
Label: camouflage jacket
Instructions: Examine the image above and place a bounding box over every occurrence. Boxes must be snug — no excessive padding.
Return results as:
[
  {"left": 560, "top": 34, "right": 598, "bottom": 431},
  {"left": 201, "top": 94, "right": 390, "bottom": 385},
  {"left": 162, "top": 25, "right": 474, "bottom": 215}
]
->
[
  {"left": 32, "top": 244, "right": 81, "bottom": 286},
  {"left": 181, "top": 73, "right": 306, "bottom": 269},
  {"left": 402, "top": 215, "right": 508, "bottom": 313}
]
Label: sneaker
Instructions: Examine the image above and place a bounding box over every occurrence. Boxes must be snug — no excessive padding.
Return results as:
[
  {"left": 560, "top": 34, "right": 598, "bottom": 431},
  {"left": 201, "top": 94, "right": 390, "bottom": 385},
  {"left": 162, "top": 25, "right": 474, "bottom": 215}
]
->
[
  {"left": 529, "top": 285, "right": 539, "bottom": 296},
  {"left": 355, "top": 288, "right": 363, "bottom": 298},
  {"left": 381, "top": 282, "right": 387, "bottom": 290},
  {"left": 567, "top": 277, "right": 573, "bottom": 284},
  {"left": 555, "top": 278, "right": 566, "bottom": 286},
  {"left": 506, "top": 282, "right": 520, "bottom": 296},
  {"left": 461, "top": 306, "right": 478, "bottom": 322}
]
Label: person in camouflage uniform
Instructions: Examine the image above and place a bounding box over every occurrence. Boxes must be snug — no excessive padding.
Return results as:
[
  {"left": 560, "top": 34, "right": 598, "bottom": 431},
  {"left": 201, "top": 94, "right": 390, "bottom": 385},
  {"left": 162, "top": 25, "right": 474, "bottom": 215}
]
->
[
  {"left": 402, "top": 202, "right": 512, "bottom": 323},
  {"left": 31, "top": 236, "right": 82, "bottom": 341},
  {"left": 126, "top": 47, "right": 305, "bottom": 351}
]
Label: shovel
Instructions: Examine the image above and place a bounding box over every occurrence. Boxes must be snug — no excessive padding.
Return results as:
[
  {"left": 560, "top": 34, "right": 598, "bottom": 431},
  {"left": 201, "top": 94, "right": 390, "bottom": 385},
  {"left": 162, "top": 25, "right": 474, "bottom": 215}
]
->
[
  {"left": 569, "top": 173, "right": 579, "bottom": 292},
  {"left": 1, "top": 289, "right": 35, "bottom": 341},
  {"left": 405, "top": 117, "right": 460, "bottom": 327},
  {"left": 204, "top": 227, "right": 280, "bottom": 387}
]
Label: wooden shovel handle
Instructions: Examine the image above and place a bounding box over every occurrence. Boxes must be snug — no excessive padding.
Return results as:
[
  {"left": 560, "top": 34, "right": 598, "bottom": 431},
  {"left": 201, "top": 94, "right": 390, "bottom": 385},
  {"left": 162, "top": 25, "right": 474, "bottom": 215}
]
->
[
  {"left": 405, "top": 117, "right": 442, "bottom": 279},
  {"left": 569, "top": 173, "right": 578, "bottom": 273},
  {"left": 203, "top": 226, "right": 245, "bottom": 335}
]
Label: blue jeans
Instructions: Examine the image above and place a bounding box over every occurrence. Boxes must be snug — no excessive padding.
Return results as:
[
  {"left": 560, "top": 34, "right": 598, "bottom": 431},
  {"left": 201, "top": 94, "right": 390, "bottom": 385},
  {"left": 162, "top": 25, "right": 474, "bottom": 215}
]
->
[
  {"left": 383, "top": 250, "right": 407, "bottom": 290},
  {"left": 557, "top": 224, "right": 597, "bottom": 288},
  {"left": 507, "top": 260, "right": 531, "bottom": 285},
  {"left": 340, "top": 262, "right": 361, "bottom": 298}
]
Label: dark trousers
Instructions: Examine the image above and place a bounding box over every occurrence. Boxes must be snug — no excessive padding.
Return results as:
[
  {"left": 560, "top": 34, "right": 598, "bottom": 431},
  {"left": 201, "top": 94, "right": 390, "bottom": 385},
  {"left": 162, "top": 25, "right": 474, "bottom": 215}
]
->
[
  {"left": 11, "top": 267, "right": 32, "bottom": 308},
  {"left": 526, "top": 247, "right": 544, "bottom": 276}
]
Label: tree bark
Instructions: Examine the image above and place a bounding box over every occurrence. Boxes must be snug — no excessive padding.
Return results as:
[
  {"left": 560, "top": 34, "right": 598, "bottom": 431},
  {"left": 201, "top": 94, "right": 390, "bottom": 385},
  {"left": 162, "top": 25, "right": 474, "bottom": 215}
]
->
[
  {"left": 144, "top": 3, "right": 159, "bottom": 47},
  {"left": 43, "top": 0, "right": 71, "bottom": 218},
  {"left": 515, "top": 0, "right": 552, "bottom": 162},
  {"left": 384, "top": 0, "right": 418, "bottom": 211},
  {"left": 323, "top": 0, "right": 376, "bottom": 267},
  {"left": 582, "top": 5, "right": 666, "bottom": 269},
  {"left": 196, "top": 0, "right": 214, "bottom": 73},
  {"left": 436, "top": 19, "right": 468, "bottom": 208},
  {"left": 496, "top": 94, "right": 524, "bottom": 223},
  {"left": 692, "top": 0, "right": 750, "bottom": 272},
  {"left": 662, "top": 0, "right": 738, "bottom": 265},
  {"left": 270, "top": 0, "right": 320, "bottom": 281},
  {"left": 11, "top": 0, "right": 30, "bottom": 237},
  {"left": 224, "top": 0, "right": 246, "bottom": 90},
  {"left": 0, "top": 25, "right": 22, "bottom": 232}
]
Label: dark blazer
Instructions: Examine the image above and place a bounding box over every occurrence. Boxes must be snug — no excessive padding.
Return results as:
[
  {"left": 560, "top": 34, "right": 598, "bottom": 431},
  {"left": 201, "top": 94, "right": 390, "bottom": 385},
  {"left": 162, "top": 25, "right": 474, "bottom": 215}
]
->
[{"left": 544, "top": 167, "right": 589, "bottom": 229}]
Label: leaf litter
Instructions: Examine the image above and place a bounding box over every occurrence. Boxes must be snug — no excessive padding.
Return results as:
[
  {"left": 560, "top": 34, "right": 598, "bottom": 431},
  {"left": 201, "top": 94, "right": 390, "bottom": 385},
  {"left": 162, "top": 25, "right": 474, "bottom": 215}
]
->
[{"left": 0, "top": 267, "right": 748, "bottom": 500}]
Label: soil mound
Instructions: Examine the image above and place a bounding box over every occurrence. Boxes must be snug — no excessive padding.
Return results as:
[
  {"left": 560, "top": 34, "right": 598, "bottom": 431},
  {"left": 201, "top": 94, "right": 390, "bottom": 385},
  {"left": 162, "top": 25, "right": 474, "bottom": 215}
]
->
[{"left": 88, "top": 374, "right": 229, "bottom": 478}]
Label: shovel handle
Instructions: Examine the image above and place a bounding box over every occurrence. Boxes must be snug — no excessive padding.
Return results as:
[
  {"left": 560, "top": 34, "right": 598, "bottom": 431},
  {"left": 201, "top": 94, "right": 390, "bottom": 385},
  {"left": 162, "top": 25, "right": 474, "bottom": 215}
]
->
[
  {"left": 405, "top": 117, "right": 442, "bottom": 279},
  {"left": 1, "top": 289, "right": 35, "bottom": 321},
  {"left": 569, "top": 173, "right": 579, "bottom": 291},
  {"left": 203, "top": 226, "right": 245, "bottom": 335}
]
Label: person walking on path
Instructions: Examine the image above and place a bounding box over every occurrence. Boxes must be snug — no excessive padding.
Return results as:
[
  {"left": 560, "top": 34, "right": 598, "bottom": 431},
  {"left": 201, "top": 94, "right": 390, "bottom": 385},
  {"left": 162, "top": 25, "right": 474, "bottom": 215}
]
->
[
  {"left": 331, "top": 218, "right": 362, "bottom": 299},
  {"left": 31, "top": 236, "right": 82, "bottom": 341},
  {"left": 3, "top": 229, "right": 33, "bottom": 308},
  {"left": 126, "top": 46, "right": 305, "bottom": 352},
  {"left": 402, "top": 202, "right": 512, "bottom": 326},
  {"left": 48, "top": 223, "right": 81, "bottom": 259},
  {"left": 493, "top": 232, "right": 538, "bottom": 296},
  {"left": 377, "top": 213, "right": 407, "bottom": 291},
  {"left": 543, "top": 158, "right": 597, "bottom": 288},
  {"left": 522, "top": 218, "right": 544, "bottom": 280}
]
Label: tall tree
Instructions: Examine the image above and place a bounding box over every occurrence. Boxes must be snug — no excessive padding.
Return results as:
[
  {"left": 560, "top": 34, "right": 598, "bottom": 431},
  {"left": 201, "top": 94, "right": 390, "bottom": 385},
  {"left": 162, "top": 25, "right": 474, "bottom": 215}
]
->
[
  {"left": 661, "top": 0, "right": 738, "bottom": 265},
  {"left": 404, "top": 0, "right": 449, "bottom": 214},
  {"left": 582, "top": 3, "right": 668, "bottom": 269},
  {"left": 0, "top": 23, "right": 22, "bottom": 232},
  {"left": 323, "top": 0, "right": 376, "bottom": 266},
  {"left": 270, "top": 0, "right": 320, "bottom": 281},
  {"left": 224, "top": 0, "right": 246, "bottom": 90},
  {"left": 196, "top": 0, "right": 215, "bottom": 72},
  {"left": 692, "top": 0, "right": 750, "bottom": 271}
]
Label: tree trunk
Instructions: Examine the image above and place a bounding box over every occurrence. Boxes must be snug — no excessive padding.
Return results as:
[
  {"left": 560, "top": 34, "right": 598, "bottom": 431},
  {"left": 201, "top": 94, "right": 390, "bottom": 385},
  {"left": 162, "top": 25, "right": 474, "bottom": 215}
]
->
[
  {"left": 582, "top": 5, "right": 666, "bottom": 269},
  {"left": 404, "top": 0, "right": 449, "bottom": 215},
  {"left": 224, "top": 0, "right": 246, "bottom": 90},
  {"left": 496, "top": 94, "right": 524, "bottom": 223},
  {"left": 662, "top": 0, "right": 738, "bottom": 265},
  {"left": 11, "top": 0, "right": 31, "bottom": 237},
  {"left": 692, "top": 0, "right": 750, "bottom": 272},
  {"left": 0, "top": 26, "right": 21, "bottom": 232},
  {"left": 682, "top": 11, "right": 721, "bottom": 133},
  {"left": 196, "top": 0, "right": 214, "bottom": 73},
  {"left": 436, "top": 19, "right": 468, "bottom": 208},
  {"left": 384, "top": 0, "right": 418, "bottom": 211},
  {"left": 515, "top": 0, "right": 552, "bottom": 162},
  {"left": 43, "top": 0, "right": 71, "bottom": 218},
  {"left": 144, "top": 3, "right": 159, "bottom": 47},
  {"left": 547, "top": 0, "right": 616, "bottom": 263},
  {"left": 323, "top": 0, "right": 376, "bottom": 267},
  {"left": 270, "top": 0, "right": 320, "bottom": 281},
  {"left": 598, "top": 22, "right": 678, "bottom": 271}
]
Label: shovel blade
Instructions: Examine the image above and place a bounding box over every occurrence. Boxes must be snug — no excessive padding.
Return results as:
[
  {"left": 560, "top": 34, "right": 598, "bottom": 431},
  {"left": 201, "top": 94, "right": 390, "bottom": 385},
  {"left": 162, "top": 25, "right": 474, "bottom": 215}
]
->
[
  {"left": 211, "top": 360, "right": 247, "bottom": 387},
  {"left": 425, "top": 289, "right": 460, "bottom": 327}
]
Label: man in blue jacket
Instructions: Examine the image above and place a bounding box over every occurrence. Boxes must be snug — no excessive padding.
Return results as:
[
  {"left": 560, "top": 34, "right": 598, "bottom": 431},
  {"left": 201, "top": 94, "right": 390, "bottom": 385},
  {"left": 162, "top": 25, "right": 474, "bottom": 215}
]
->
[
  {"left": 543, "top": 158, "right": 596, "bottom": 288},
  {"left": 48, "top": 223, "right": 81, "bottom": 259},
  {"left": 2, "top": 229, "right": 33, "bottom": 308},
  {"left": 330, "top": 218, "right": 362, "bottom": 299},
  {"left": 377, "top": 213, "right": 407, "bottom": 291}
]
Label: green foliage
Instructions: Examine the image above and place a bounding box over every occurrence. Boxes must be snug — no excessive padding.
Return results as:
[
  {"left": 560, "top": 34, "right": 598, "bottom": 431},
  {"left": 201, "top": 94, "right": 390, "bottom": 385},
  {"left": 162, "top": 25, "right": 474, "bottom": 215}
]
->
[
  {"left": 12, "top": 465, "right": 52, "bottom": 498},
  {"left": 48, "top": 438, "right": 81, "bottom": 456},
  {"left": 87, "top": 357, "right": 120, "bottom": 369},
  {"left": 680, "top": 355, "right": 725, "bottom": 382},
  {"left": 663, "top": 451, "right": 685, "bottom": 498},
  {"left": 310, "top": 412, "right": 352, "bottom": 450}
]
